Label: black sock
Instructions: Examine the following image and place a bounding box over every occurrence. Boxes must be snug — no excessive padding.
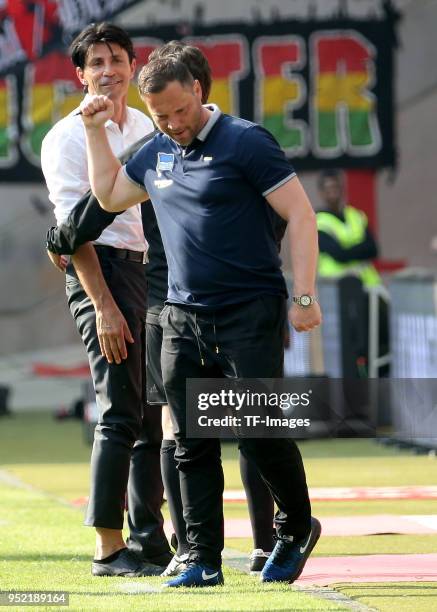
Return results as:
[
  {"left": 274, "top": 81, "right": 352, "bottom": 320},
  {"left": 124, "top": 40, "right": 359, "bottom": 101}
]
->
[
  {"left": 239, "top": 452, "right": 275, "bottom": 552},
  {"left": 160, "top": 439, "right": 189, "bottom": 556},
  {"left": 93, "top": 547, "right": 126, "bottom": 564}
]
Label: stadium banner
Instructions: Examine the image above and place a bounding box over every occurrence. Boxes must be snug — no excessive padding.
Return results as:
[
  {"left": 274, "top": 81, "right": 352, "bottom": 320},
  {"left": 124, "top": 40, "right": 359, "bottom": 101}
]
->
[{"left": 0, "top": 2, "right": 397, "bottom": 181}]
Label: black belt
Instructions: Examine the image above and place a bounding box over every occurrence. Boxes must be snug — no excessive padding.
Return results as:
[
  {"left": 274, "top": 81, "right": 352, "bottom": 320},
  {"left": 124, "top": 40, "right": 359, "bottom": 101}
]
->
[{"left": 95, "top": 245, "right": 148, "bottom": 264}]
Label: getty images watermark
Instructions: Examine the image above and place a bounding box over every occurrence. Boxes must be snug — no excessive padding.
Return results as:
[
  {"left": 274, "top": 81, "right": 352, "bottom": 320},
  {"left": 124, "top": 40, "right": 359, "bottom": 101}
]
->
[
  {"left": 197, "top": 388, "right": 312, "bottom": 430},
  {"left": 186, "top": 378, "right": 379, "bottom": 438}
]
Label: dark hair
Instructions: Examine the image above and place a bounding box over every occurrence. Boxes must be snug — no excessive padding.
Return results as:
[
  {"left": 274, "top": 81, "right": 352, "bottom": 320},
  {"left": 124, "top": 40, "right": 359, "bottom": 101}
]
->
[
  {"left": 69, "top": 22, "right": 135, "bottom": 69},
  {"left": 317, "top": 168, "right": 344, "bottom": 190},
  {"left": 138, "top": 56, "right": 194, "bottom": 97},
  {"left": 148, "top": 41, "right": 212, "bottom": 103}
]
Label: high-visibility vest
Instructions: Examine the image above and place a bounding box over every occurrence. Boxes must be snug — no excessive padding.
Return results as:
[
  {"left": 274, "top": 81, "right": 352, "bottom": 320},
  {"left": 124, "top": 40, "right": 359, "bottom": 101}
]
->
[{"left": 317, "top": 206, "right": 381, "bottom": 287}]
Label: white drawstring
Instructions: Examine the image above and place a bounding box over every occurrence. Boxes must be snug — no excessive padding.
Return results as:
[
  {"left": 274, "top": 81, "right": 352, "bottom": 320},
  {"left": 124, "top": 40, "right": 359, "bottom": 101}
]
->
[
  {"left": 194, "top": 312, "right": 205, "bottom": 366},
  {"left": 213, "top": 315, "right": 220, "bottom": 354}
]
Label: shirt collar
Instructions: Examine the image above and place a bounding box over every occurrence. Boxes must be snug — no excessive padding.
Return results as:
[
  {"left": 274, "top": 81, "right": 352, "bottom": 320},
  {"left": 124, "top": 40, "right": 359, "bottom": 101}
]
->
[
  {"left": 196, "top": 104, "right": 221, "bottom": 142},
  {"left": 105, "top": 107, "right": 135, "bottom": 134}
]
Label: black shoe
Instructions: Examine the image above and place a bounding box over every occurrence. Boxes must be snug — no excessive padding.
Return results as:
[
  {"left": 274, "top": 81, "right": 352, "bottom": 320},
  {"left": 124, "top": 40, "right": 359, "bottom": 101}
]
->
[
  {"left": 126, "top": 542, "right": 173, "bottom": 567},
  {"left": 91, "top": 548, "right": 163, "bottom": 577},
  {"left": 249, "top": 549, "right": 271, "bottom": 573},
  {"left": 126, "top": 535, "right": 173, "bottom": 567},
  {"left": 143, "top": 550, "right": 173, "bottom": 566}
]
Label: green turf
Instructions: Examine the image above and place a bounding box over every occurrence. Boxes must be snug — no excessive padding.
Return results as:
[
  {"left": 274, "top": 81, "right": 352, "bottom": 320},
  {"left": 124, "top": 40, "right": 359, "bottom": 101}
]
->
[
  {"left": 194, "top": 439, "right": 437, "bottom": 488},
  {"left": 0, "top": 412, "right": 91, "bottom": 464},
  {"left": 304, "top": 455, "right": 437, "bottom": 488},
  {"left": 2, "top": 413, "right": 437, "bottom": 530},
  {"left": 0, "top": 483, "right": 345, "bottom": 611},
  {"left": 5, "top": 461, "right": 437, "bottom": 522},
  {"left": 310, "top": 499, "right": 437, "bottom": 517},
  {"left": 4, "top": 464, "right": 437, "bottom": 522},
  {"left": 338, "top": 583, "right": 437, "bottom": 612},
  {"left": 225, "top": 539, "right": 437, "bottom": 611},
  {"left": 2, "top": 412, "right": 437, "bottom": 611},
  {"left": 0, "top": 485, "right": 437, "bottom": 612},
  {"left": 2, "top": 412, "right": 437, "bottom": 489}
]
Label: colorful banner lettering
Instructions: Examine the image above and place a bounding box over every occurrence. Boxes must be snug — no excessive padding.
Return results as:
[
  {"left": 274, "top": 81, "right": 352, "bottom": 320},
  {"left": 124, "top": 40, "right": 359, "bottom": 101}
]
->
[
  {"left": 0, "top": 11, "right": 397, "bottom": 181},
  {"left": 311, "top": 31, "right": 381, "bottom": 157},
  {"left": 253, "top": 36, "right": 306, "bottom": 155}
]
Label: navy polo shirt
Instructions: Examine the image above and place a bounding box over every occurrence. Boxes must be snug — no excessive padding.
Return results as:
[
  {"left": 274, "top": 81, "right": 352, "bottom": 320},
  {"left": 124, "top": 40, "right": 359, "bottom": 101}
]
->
[{"left": 124, "top": 106, "right": 295, "bottom": 309}]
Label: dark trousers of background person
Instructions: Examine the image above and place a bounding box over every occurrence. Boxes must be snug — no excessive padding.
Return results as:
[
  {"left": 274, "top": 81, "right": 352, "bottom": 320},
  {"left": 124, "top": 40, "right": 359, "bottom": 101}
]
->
[
  {"left": 161, "top": 295, "right": 312, "bottom": 568},
  {"left": 65, "top": 251, "right": 170, "bottom": 561}
]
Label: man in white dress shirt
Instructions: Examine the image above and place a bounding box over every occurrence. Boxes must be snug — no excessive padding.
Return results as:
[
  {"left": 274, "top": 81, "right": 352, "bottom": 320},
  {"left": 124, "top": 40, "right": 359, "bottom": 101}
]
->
[{"left": 41, "top": 22, "right": 170, "bottom": 577}]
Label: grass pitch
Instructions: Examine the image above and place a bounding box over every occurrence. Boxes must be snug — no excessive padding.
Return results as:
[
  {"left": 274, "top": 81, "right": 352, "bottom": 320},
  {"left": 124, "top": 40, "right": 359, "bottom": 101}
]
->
[
  {"left": 0, "top": 484, "right": 343, "bottom": 611},
  {"left": 1, "top": 411, "right": 437, "bottom": 611}
]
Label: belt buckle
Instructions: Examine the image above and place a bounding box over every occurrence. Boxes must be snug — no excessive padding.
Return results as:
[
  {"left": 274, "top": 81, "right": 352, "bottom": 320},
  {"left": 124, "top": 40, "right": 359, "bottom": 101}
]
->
[{"left": 142, "top": 251, "right": 149, "bottom": 264}]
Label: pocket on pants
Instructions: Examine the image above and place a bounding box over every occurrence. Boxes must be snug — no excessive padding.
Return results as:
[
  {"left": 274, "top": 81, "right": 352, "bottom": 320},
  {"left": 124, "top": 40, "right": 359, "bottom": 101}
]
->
[{"left": 158, "top": 303, "right": 170, "bottom": 326}]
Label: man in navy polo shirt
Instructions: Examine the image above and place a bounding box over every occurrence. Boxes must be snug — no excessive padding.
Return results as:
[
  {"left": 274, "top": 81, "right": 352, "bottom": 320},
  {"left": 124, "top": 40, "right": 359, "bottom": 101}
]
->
[{"left": 78, "top": 55, "right": 322, "bottom": 588}]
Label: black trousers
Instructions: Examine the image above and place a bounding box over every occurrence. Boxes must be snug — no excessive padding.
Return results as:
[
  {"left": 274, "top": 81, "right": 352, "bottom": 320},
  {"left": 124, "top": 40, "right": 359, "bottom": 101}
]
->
[
  {"left": 145, "top": 311, "right": 167, "bottom": 405},
  {"left": 160, "top": 295, "right": 311, "bottom": 568},
  {"left": 65, "top": 253, "right": 168, "bottom": 558}
]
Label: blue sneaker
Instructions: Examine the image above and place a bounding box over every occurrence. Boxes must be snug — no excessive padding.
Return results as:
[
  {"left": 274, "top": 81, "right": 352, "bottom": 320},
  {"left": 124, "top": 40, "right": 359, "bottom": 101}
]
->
[
  {"left": 163, "top": 563, "right": 224, "bottom": 588},
  {"left": 260, "top": 517, "right": 321, "bottom": 583}
]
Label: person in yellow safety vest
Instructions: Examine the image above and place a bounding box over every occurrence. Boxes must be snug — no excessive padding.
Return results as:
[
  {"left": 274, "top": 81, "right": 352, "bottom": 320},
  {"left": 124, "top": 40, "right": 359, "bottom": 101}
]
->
[{"left": 316, "top": 169, "right": 381, "bottom": 287}]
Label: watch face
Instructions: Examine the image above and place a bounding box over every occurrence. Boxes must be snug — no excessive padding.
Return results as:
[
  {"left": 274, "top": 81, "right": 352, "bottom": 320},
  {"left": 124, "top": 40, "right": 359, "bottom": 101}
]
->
[{"left": 300, "top": 295, "right": 311, "bottom": 307}]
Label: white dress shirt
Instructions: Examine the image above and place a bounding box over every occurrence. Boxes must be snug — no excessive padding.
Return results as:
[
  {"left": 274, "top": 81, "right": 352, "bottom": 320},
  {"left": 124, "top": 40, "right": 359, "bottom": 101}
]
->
[{"left": 41, "top": 107, "right": 153, "bottom": 252}]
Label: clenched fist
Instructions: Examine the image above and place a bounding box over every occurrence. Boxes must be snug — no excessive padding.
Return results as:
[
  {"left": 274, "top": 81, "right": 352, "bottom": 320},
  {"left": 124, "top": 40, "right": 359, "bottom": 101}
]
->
[
  {"left": 79, "top": 94, "right": 114, "bottom": 128},
  {"left": 288, "top": 302, "right": 322, "bottom": 332}
]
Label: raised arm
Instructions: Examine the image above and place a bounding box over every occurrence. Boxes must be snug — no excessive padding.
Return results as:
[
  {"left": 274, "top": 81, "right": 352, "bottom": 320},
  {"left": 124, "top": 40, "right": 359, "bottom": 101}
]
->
[
  {"left": 266, "top": 176, "right": 322, "bottom": 332},
  {"left": 79, "top": 94, "right": 148, "bottom": 212}
]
